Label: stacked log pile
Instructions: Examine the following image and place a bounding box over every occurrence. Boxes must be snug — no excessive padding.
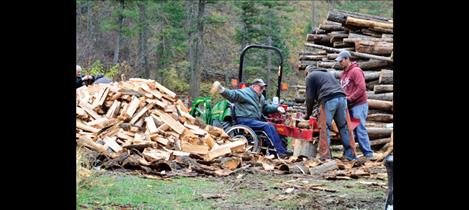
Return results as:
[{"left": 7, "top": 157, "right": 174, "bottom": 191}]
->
[{"left": 297, "top": 10, "right": 393, "bottom": 150}]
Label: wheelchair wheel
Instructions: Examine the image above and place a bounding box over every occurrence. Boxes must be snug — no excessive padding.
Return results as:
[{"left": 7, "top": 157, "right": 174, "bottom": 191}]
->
[{"left": 225, "top": 125, "right": 260, "bottom": 153}]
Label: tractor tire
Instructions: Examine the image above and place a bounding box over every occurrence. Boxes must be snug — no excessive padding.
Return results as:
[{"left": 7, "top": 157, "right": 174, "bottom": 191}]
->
[{"left": 225, "top": 125, "right": 260, "bottom": 153}]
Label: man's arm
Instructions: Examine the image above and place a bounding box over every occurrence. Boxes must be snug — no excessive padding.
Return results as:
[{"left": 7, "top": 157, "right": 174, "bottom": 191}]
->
[
  {"left": 221, "top": 89, "right": 247, "bottom": 103},
  {"left": 262, "top": 103, "right": 278, "bottom": 114},
  {"left": 305, "top": 76, "right": 317, "bottom": 119},
  {"left": 347, "top": 68, "right": 366, "bottom": 103}
]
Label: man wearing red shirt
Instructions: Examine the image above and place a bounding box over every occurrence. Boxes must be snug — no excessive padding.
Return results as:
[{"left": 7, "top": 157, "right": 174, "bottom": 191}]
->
[{"left": 337, "top": 51, "right": 376, "bottom": 160}]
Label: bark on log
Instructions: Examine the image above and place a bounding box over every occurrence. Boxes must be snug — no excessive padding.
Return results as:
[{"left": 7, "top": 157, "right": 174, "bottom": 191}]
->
[
  {"left": 305, "top": 43, "right": 393, "bottom": 62},
  {"left": 367, "top": 91, "right": 393, "bottom": 101},
  {"left": 322, "top": 20, "right": 343, "bottom": 25},
  {"left": 367, "top": 99, "right": 393, "bottom": 112},
  {"left": 379, "top": 69, "right": 393, "bottom": 84},
  {"left": 298, "top": 50, "right": 327, "bottom": 55},
  {"left": 366, "top": 79, "right": 379, "bottom": 91},
  {"left": 319, "top": 24, "right": 344, "bottom": 31},
  {"left": 367, "top": 113, "right": 393, "bottom": 123},
  {"left": 310, "top": 160, "right": 338, "bottom": 175},
  {"left": 354, "top": 40, "right": 393, "bottom": 56},
  {"left": 329, "top": 33, "right": 349, "bottom": 39},
  {"left": 318, "top": 61, "right": 341, "bottom": 69},
  {"left": 329, "top": 70, "right": 380, "bottom": 81},
  {"left": 367, "top": 127, "right": 393, "bottom": 139},
  {"left": 333, "top": 41, "right": 354, "bottom": 48},
  {"left": 345, "top": 16, "right": 393, "bottom": 30},
  {"left": 345, "top": 33, "right": 393, "bottom": 42},
  {"left": 365, "top": 121, "right": 393, "bottom": 128},
  {"left": 299, "top": 55, "right": 326, "bottom": 61},
  {"left": 370, "top": 137, "right": 392, "bottom": 146},
  {"left": 359, "top": 59, "right": 392, "bottom": 70},
  {"left": 307, "top": 34, "right": 331, "bottom": 43},
  {"left": 311, "top": 27, "right": 326, "bottom": 34},
  {"left": 327, "top": 10, "right": 392, "bottom": 24},
  {"left": 361, "top": 28, "right": 382, "bottom": 38},
  {"left": 370, "top": 27, "right": 393, "bottom": 34},
  {"left": 373, "top": 84, "right": 393, "bottom": 93}
]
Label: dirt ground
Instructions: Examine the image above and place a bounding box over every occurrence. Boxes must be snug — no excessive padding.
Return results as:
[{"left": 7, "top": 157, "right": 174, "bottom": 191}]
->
[{"left": 193, "top": 165, "right": 388, "bottom": 210}]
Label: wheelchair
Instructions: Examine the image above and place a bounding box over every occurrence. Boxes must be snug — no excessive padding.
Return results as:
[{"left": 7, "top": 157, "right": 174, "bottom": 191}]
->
[{"left": 213, "top": 103, "right": 288, "bottom": 156}]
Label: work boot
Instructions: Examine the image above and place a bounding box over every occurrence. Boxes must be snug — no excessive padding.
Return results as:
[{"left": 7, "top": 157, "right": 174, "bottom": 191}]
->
[
  {"left": 365, "top": 153, "right": 377, "bottom": 161},
  {"left": 278, "top": 151, "right": 293, "bottom": 159}
]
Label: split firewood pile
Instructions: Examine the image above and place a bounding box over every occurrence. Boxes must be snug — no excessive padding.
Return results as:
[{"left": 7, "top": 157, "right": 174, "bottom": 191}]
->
[
  {"left": 295, "top": 10, "right": 393, "bottom": 156},
  {"left": 76, "top": 78, "right": 251, "bottom": 177}
]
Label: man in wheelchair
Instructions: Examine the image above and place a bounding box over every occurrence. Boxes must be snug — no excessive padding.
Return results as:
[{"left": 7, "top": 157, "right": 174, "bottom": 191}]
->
[{"left": 211, "top": 79, "right": 293, "bottom": 158}]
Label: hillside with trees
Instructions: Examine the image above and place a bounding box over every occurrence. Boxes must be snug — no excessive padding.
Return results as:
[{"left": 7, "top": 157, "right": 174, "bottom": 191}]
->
[{"left": 76, "top": 0, "right": 393, "bottom": 100}]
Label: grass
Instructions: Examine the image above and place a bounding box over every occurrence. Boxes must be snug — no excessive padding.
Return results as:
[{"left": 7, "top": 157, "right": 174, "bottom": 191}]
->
[
  {"left": 77, "top": 173, "right": 221, "bottom": 209},
  {"left": 77, "top": 169, "right": 387, "bottom": 209}
]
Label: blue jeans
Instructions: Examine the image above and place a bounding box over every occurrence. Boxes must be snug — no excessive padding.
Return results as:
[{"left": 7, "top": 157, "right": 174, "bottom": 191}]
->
[
  {"left": 236, "top": 118, "right": 287, "bottom": 155},
  {"left": 324, "top": 97, "right": 355, "bottom": 160},
  {"left": 350, "top": 103, "right": 374, "bottom": 157}
]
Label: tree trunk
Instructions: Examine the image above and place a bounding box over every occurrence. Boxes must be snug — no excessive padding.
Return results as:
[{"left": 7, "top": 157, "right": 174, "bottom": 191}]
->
[
  {"left": 298, "top": 50, "right": 327, "bottom": 55},
  {"left": 138, "top": 2, "right": 149, "bottom": 78},
  {"left": 113, "top": 0, "right": 125, "bottom": 65},
  {"left": 365, "top": 121, "right": 393, "bottom": 128},
  {"left": 189, "top": 0, "right": 206, "bottom": 99},
  {"left": 370, "top": 27, "right": 393, "bottom": 34},
  {"left": 317, "top": 61, "right": 341, "bottom": 69},
  {"left": 366, "top": 79, "right": 379, "bottom": 91},
  {"left": 333, "top": 41, "right": 353, "bottom": 48},
  {"left": 345, "top": 16, "right": 393, "bottom": 30},
  {"left": 305, "top": 43, "right": 393, "bottom": 62},
  {"left": 328, "top": 10, "right": 391, "bottom": 24},
  {"left": 329, "top": 34, "right": 348, "bottom": 43},
  {"left": 368, "top": 99, "right": 393, "bottom": 112},
  {"left": 379, "top": 69, "right": 393, "bottom": 84},
  {"left": 373, "top": 84, "right": 393, "bottom": 93},
  {"left": 310, "top": 160, "right": 338, "bottom": 175},
  {"left": 319, "top": 24, "right": 344, "bottom": 31},
  {"left": 367, "top": 113, "right": 393, "bottom": 123},
  {"left": 359, "top": 59, "right": 391, "bottom": 70},
  {"left": 77, "top": 1, "right": 83, "bottom": 32},
  {"left": 87, "top": 0, "right": 93, "bottom": 36},
  {"left": 343, "top": 32, "right": 393, "bottom": 43},
  {"left": 354, "top": 40, "right": 393, "bottom": 56},
  {"left": 367, "top": 91, "right": 393, "bottom": 101},
  {"left": 329, "top": 70, "right": 380, "bottom": 81},
  {"left": 311, "top": 27, "right": 326, "bottom": 34},
  {"left": 361, "top": 28, "right": 382, "bottom": 38},
  {"left": 306, "top": 34, "right": 331, "bottom": 43},
  {"left": 367, "top": 127, "right": 393, "bottom": 139},
  {"left": 299, "top": 55, "right": 326, "bottom": 61},
  {"left": 266, "top": 6, "right": 272, "bottom": 91}
]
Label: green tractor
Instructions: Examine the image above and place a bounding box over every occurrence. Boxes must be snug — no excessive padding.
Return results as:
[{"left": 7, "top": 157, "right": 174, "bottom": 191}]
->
[{"left": 189, "top": 96, "right": 232, "bottom": 130}]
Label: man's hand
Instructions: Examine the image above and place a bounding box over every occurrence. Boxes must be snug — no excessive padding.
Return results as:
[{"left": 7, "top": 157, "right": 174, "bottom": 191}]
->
[
  {"left": 210, "top": 81, "right": 225, "bottom": 95},
  {"left": 277, "top": 106, "right": 285, "bottom": 113}
]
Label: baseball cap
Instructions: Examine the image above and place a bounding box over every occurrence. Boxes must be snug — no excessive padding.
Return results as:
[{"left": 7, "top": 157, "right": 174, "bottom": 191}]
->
[
  {"left": 252, "top": 78, "right": 267, "bottom": 87},
  {"left": 335, "top": 50, "right": 352, "bottom": 62}
]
